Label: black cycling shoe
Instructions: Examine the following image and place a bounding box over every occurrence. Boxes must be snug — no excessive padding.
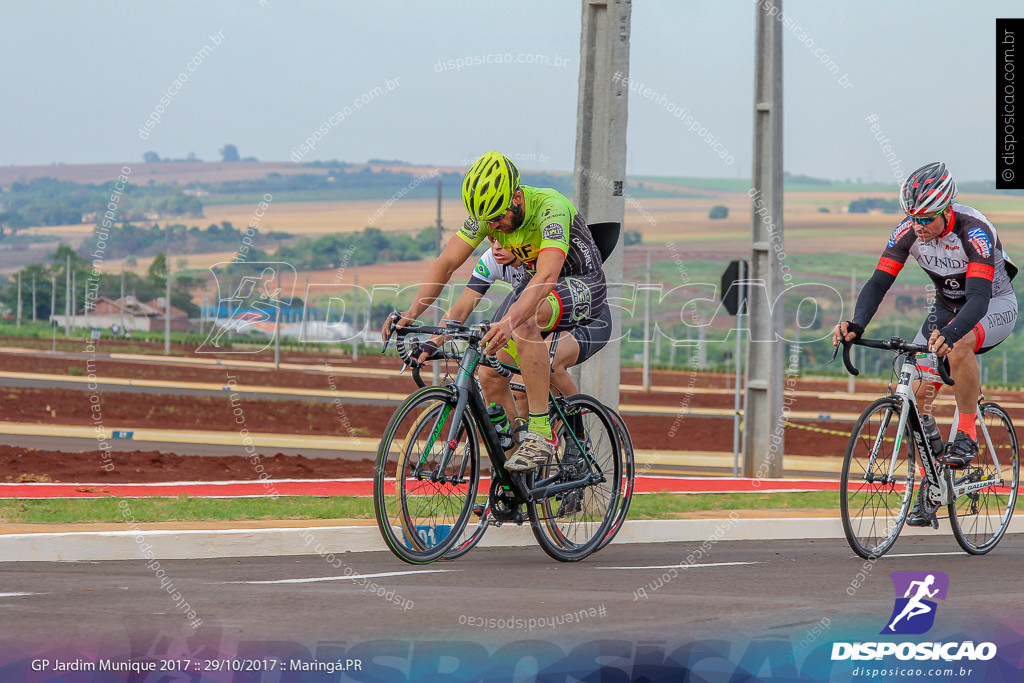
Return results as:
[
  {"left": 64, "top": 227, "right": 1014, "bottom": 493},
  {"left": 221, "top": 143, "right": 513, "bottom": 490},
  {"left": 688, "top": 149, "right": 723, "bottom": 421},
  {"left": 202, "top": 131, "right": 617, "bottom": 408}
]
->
[
  {"left": 905, "top": 504, "right": 938, "bottom": 527},
  {"left": 905, "top": 483, "right": 938, "bottom": 528},
  {"left": 939, "top": 431, "right": 977, "bottom": 468}
]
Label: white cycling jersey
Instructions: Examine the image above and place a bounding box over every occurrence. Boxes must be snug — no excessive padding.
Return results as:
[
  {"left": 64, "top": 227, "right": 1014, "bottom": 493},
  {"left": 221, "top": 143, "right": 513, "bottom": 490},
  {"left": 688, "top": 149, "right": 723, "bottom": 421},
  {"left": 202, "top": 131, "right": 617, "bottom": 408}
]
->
[{"left": 467, "top": 249, "right": 529, "bottom": 292}]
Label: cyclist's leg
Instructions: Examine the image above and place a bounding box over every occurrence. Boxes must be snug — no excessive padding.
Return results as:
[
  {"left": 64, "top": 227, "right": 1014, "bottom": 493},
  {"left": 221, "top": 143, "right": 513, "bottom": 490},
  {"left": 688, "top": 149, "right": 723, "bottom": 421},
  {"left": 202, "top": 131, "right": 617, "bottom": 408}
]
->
[
  {"left": 506, "top": 273, "right": 606, "bottom": 470},
  {"left": 551, "top": 303, "right": 613, "bottom": 395},
  {"left": 912, "top": 304, "right": 955, "bottom": 414},
  {"left": 946, "top": 293, "right": 1017, "bottom": 461},
  {"left": 550, "top": 333, "right": 580, "bottom": 397},
  {"left": 480, "top": 288, "right": 523, "bottom": 430}
]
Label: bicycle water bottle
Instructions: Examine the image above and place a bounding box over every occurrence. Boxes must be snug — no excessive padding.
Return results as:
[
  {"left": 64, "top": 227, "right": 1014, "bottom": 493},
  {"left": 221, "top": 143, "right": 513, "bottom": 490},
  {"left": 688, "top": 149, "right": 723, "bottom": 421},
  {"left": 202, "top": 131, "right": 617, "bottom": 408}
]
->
[
  {"left": 921, "top": 414, "right": 945, "bottom": 457},
  {"left": 487, "top": 403, "right": 514, "bottom": 451}
]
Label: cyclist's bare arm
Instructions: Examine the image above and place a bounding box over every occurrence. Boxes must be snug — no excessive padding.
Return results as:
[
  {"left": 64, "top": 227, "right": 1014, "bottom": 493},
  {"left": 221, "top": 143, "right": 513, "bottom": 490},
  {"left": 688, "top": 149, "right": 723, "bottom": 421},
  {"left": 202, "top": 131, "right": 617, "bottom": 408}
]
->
[
  {"left": 380, "top": 235, "right": 474, "bottom": 340},
  {"left": 415, "top": 286, "right": 486, "bottom": 363}
]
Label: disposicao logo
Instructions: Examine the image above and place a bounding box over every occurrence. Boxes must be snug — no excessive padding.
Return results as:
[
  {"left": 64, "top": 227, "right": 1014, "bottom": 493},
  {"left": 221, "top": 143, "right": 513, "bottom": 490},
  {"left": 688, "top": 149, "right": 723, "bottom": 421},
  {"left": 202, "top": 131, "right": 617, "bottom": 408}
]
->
[
  {"left": 831, "top": 571, "right": 997, "bottom": 662},
  {"left": 881, "top": 571, "right": 948, "bottom": 635}
]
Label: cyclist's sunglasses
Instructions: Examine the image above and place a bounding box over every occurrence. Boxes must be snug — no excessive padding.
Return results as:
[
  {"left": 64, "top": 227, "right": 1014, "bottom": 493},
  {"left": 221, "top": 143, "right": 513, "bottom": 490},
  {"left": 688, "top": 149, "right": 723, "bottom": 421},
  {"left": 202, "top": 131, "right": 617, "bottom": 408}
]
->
[{"left": 907, "top": 212, "right": 944, "bottom": 226}]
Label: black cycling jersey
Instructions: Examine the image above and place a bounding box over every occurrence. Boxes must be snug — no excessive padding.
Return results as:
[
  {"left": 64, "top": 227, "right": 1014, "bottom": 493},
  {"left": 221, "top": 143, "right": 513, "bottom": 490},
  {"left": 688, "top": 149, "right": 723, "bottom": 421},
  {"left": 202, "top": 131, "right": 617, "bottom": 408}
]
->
[{"left": 853, "top": 203, "right": 1017, "bottom": 347}]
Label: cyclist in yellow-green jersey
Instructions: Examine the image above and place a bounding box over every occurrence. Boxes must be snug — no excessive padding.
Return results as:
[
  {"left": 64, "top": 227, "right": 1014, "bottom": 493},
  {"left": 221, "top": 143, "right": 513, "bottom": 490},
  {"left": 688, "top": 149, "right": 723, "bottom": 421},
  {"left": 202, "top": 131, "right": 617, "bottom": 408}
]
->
[{"left": 381, "top": 151, "right": 607, "bottom": 471}]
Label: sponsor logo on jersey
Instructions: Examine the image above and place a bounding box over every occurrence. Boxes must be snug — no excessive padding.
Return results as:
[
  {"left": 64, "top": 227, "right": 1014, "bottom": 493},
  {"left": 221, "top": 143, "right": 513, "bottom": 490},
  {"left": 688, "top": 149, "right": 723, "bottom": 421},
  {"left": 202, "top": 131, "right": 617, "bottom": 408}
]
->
[
  {"left": 888, "top": 223, "right": 912, "bottom": 248},
  {"left": 944, "top": 244, "right": 960, "bottom": 251},
  {"left": 968, "top": 227, "right": 991, "bottom": 258},
  {"left": 543, "top": 223, "right": 566, "bottom": 242},
  {"left": 461, "top": 218, "right": 480, "bottom": 241}
]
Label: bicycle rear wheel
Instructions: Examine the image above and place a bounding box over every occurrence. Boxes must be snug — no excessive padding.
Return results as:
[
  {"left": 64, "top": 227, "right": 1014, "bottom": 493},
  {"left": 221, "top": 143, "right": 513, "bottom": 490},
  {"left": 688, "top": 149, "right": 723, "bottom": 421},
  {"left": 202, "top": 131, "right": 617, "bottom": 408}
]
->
[
  {"left": 528, "top": 394, "right": 621, "bottom": 562},
  {"left": 949, "top": 402, "right": 1020, "bottom": 554},
  {"left": 374, "top": 387, "right": 479, "bottom": 564},
  {"left": 594, "top": 408, "right": 635, "bottom": 552},
  {"left": 840, "top": 397, "right": 916, "bottom": 559}
]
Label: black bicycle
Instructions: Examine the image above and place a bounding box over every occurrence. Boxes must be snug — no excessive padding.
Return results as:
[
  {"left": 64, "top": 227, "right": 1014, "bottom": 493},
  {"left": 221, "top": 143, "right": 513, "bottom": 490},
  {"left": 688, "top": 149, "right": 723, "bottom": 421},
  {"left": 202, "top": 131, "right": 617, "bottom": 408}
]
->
[
  {"left": 375, "top": 320, "right": 623, "bottom": 564},
  {"left": 835, "top": 336, "right": 1019, "bottom": 559},
  {"left": 400, "top": 329, "right": 635, "bottom": 560}
]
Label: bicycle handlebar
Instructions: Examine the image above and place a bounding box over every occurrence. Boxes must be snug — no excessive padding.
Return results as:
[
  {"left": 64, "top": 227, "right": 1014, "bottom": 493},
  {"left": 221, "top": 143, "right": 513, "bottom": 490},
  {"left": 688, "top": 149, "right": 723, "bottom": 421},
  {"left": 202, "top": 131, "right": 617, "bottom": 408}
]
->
[
  {"left": 832, "top": 336, "right": 954, "bottom": 386},
  {"left": 381, "top": 315, "right": 512, "bottom": 385}
]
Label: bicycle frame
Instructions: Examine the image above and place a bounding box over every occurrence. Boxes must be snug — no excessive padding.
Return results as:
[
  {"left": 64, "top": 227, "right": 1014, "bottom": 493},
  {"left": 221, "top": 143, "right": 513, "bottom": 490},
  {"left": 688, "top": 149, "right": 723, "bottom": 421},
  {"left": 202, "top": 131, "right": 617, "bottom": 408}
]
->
[{"left": 871, "top": 354, "right": 1007, "bottom": 507}]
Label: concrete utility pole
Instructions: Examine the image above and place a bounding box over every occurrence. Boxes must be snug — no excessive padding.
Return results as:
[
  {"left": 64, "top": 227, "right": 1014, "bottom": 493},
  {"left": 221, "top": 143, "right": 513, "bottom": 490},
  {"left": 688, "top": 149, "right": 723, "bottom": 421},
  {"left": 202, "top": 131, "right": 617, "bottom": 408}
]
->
[
  {"left": 572, "top": 0, "right": 631, "bottom": 410},
  {"left": 16, "top": 272, "right": 22, "bottom": 328},
  {"left": 743, "top": 0, "right": 785, "bottom": 478}
]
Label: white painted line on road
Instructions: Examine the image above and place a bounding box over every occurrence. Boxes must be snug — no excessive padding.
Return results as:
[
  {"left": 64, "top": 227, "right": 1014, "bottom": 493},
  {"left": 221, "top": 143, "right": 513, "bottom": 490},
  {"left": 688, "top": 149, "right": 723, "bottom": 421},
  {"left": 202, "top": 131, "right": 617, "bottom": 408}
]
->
[
  {"left": 884, "top": 552, "right": 965, "bottom": 558},
  {"left": 595, "top": 561, "right": 762, "bottom": 570},
  {"left": 230, "top": 569, "right": 454, "bottom": 585},
  {"left": 0, "top": 592, "right": 42, "bottom": 597}
]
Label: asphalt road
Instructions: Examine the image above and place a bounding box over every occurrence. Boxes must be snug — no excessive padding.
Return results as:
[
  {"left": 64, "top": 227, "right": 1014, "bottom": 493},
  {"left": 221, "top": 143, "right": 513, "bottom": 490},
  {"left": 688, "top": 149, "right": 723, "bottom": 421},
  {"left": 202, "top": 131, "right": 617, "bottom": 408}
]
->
[{"left": 2, "top": 535, "right": 1022, "bottom": 678}]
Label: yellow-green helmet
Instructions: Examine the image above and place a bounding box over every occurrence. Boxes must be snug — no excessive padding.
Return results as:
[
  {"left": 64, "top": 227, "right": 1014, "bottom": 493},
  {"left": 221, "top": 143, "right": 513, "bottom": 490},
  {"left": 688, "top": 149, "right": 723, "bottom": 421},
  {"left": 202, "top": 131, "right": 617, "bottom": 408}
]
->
[{"left": 462, "top": 151, "right": 520, "bottom": 223}]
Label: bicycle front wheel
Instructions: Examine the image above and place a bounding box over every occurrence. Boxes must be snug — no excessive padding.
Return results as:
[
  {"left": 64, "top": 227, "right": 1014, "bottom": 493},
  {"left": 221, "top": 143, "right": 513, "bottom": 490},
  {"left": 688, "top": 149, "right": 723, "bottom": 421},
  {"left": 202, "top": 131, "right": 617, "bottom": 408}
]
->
[
  {"left": 374, "top": 387, "right": 480, "bottom": 564},
  {"left": 594, "top": 408, "right": 635, "bottom": 553},
  {"left": 840, "top": 397, "right": 916, "bottom": 559},
  {"left": 528, "top": 394, "right": 621, "bottom": 562},
  {"left": 949, "top": 402, "right": 1020, "bottom": 555}
]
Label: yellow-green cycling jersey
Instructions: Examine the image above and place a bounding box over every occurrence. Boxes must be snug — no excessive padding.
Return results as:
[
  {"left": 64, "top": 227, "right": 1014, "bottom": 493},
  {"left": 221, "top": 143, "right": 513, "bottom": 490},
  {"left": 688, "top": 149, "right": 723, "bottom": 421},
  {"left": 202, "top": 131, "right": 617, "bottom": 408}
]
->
[{"left": 456, "top": 185, "right": 602, "bottom": 277}]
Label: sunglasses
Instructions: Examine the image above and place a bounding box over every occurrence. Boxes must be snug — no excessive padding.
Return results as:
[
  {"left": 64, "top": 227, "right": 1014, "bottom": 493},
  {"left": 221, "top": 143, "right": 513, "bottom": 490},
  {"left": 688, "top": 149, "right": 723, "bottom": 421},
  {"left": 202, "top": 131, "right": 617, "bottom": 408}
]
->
[{"left": 907, "top": 211, "right": 944, "bottom": 227}]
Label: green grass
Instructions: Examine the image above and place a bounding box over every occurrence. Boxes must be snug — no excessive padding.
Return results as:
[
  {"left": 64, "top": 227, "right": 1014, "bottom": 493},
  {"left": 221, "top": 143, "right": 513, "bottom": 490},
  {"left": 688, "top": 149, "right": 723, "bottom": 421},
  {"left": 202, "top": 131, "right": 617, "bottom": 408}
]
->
[
  {"left": 628, "top": 491, "right": 838, "bottom": 518},
  {"left": 0, "top": 492, "right": 840, "bottom": 524},
  {"left": 0, "top": 496, "right": 374, "bottom": 524}
]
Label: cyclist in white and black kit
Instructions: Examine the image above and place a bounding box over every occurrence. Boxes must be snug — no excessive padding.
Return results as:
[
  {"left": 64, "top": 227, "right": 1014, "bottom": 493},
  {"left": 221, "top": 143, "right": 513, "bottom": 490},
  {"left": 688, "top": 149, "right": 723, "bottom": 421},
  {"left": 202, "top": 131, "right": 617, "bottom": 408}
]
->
[{"left": 834, "top": 162, "right": 1018, "bottom": 525}]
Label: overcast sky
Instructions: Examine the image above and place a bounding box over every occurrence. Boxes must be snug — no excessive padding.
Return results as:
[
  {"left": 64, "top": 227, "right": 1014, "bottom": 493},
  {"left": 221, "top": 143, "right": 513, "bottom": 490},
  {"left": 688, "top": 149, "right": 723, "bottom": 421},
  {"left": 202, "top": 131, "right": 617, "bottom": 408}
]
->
[{"left": 0, "top": 1, "right": 1017, "bottom": 182}]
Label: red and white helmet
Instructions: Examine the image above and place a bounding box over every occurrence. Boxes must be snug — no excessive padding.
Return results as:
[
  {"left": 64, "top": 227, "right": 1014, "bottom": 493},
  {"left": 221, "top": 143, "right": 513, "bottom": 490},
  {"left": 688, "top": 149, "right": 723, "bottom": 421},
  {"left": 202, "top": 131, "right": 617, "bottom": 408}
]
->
[{"left": 899, "top": 162, "right": 957, "bottom": 217}]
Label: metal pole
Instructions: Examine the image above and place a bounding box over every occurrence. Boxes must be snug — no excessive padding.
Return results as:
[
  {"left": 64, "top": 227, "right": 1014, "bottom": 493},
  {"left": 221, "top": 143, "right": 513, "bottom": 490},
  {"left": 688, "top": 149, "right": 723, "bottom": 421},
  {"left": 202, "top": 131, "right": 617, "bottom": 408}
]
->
[
  {"left": 164, "top": 246, "right": 171, "bottom": 355},
  {"left": 274, "top": 298, "right": 281, "bottom": 369},
  {"left": 572, "top": 0, "right": 631, "bottom": 411},
  {"left": 120, "top": 265, "right": 125, "bottom": 332},
  {"left": 743, "top": 0, "right": 784, "bottom": 478},
  {"left": 16, "top": 271, "right": 22, "bottom": 328},
  {"left": 32, "top": 273, "right": 37, "bottom": 323},
  {"left": 65, "top": 254, "right": 71, "bottom": 339},
  {"left": 642, "top": 249, "right": 651, "bottom": 391},
  {"left": 301, "top": 277, "right": 310, "bottom": 342},
  {"left": 353, "top": 259, "right": 359, "bottom": 362},
  {"left": 71, "top": 268, "right": 76, "bottom": 333},
  {"left": 733, "top": 260, "right": 745, "bottom": 477},
  {"left": 51, "top": 275, "right": 56, "bottom": 351}
]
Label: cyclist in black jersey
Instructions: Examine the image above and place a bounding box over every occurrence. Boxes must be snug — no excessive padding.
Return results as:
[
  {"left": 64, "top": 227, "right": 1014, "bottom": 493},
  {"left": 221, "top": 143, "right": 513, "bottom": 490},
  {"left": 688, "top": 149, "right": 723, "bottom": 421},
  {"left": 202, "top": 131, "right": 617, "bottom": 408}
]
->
[{"left": 834, "top": 163, "right": 1018, "bottom": 525}]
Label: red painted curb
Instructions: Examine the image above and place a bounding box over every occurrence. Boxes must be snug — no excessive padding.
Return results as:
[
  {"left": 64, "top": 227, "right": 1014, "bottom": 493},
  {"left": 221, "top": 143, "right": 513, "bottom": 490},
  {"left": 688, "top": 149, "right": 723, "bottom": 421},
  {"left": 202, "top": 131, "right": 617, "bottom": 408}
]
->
[{"left": 0, "top": 477, "right": 841, "bottom": 499}]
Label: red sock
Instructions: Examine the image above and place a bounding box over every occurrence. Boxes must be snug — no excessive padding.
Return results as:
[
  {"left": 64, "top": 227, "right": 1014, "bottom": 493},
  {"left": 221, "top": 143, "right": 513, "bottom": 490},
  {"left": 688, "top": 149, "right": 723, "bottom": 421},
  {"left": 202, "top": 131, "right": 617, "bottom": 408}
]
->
[{"left": 957, "top": 412, "right": 977, "bottom": 440}]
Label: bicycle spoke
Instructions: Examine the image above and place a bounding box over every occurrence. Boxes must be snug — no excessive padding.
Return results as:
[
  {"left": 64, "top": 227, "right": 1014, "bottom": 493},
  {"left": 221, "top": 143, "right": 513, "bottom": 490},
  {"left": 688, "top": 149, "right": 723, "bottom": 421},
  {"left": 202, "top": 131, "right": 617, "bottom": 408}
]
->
[{"left": 948, "top": 404, "right": 1020, "bottom": 554}]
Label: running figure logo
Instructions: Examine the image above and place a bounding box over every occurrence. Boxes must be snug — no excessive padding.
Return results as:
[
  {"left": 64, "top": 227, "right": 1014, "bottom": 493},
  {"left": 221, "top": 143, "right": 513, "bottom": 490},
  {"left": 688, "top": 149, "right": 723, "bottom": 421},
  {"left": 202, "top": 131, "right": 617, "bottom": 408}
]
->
[
  {"left": 881, "top": 571, "right": 949, "bottom": 635},
  {"left": 198, "top": 262, "right": 296, "bottom": 354}
]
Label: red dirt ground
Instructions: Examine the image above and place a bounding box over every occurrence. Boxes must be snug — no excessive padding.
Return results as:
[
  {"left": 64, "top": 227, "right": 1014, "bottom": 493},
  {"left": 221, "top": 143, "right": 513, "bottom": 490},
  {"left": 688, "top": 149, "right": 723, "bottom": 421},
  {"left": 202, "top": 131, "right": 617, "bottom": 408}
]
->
[{"left": 0, "top": 342, "right": 1013, "bottom": 485}]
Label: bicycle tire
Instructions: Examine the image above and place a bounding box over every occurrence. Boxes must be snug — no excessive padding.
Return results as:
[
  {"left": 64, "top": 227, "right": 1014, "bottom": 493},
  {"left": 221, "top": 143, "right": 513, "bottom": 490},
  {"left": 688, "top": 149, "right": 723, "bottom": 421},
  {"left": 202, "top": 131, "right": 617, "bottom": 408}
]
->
[
  {"left": 528, "top": 394, "right": 622, "bottom": 562},
  {"left": 594, "top": 408, "right": 635, "bottom": 552},
  {"left": 374, "top": 386, "right": 480, "bottom": 564},
  {"left": 948, "top": 402, "right": 1020, "bottom": 555},
  {"left": 840, "top": 396, "right": 916, "bottom": 560},
  {"left": 443, "top": 476, "right": 498, "bottom": 560}
]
